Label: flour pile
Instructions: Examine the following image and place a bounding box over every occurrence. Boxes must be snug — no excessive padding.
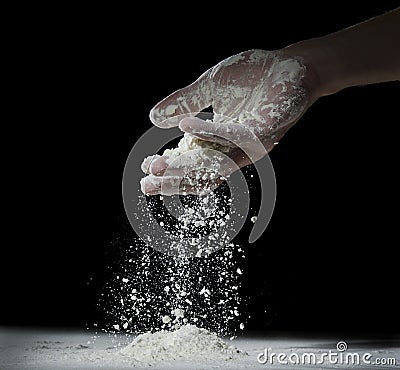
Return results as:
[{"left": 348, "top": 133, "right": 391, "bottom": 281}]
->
[{"left": 120, "top": 324, "right": 245, "bottom": 363}]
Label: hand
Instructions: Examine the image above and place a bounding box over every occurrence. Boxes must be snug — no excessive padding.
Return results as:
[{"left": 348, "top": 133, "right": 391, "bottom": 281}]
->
[{"left": 141, "top": 49, "right": 318, "bottom": 195}]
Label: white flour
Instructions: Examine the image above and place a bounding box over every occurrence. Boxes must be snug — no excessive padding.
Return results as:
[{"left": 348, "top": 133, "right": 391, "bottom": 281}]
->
[
  {"left": 141, "top": 133, "right": 231, "bottom": 196},
  {"left": 4, "top": 330, "right": 399, "bottom": 370},
  {"left": 120, "top": 324, "right": 245, "bottom": 363},
  {"left": 102, "top": 241, "right": 245, "bottom": 336}
]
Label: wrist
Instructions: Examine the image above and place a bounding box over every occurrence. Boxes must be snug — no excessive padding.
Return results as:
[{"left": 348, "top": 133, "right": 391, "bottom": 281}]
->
[
  {"left": 283, "top": 37, "right": 345, "bottom": 98},
  {"left": 283, "top": 9, "right": 400, "bottom": 95}
]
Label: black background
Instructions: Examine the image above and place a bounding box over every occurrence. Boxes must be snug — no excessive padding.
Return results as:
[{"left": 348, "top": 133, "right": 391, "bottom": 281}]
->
[{"left": 3, "top": 2, "right": 399, "bottom": 334}]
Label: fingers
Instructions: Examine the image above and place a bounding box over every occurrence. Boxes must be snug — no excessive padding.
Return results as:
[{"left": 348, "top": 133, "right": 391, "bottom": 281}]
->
[
  {"left": 140, "top": 147, "right": 240, "bottom": 196},
  {"left": 145, "top": 148, "right": 236, "bottom": 177},
  {"left": 149, "top": 156, "right": 169, "bottom": 175},
  {"left": 140, "top": 175, "right": 181, "bottom": 195},
  {"left": 141, "top": 155, "right": 161, "bottom": 174},
  {"left": 141, "top": 155, "right": 171, "bottom": 175},
  {"left": 179, "top": 117, "right": 253, "bottom": 145},
  {"left": 179, "top": 117, "right": 266, "bottom": 161},
  {"left": 149, "top": 72, "right": 213, "bottom": 128}
]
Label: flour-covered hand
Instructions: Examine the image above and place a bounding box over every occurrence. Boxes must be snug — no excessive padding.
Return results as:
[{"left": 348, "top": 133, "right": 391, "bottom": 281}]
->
[{"left": 141, "top": 50, "right": 317, "bottom": 195}]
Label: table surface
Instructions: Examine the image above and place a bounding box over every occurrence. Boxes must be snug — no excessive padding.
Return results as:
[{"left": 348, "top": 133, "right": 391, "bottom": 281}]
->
[{"left": 1, "top": 327, "right": 399, "bottom": 369}]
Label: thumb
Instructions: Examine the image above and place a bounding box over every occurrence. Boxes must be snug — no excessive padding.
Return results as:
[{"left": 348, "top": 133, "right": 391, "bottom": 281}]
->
[{"left": 149, "top": 72, "right": 213, "bottom": 128}]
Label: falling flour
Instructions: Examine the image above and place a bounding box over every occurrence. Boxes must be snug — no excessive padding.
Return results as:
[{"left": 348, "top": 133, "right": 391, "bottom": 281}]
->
[
  {"left": 98, "top": 51, "right": 304, "bottom": 365},
  {"left": 120, "top": 324, "right": 245, "bottom": 363},
  {"left": 101, "top": 241, "right": 246, "bottom": 336}
]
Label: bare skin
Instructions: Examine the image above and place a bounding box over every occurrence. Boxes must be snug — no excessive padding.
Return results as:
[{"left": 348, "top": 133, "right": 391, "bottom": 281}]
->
[{"left": 141, "top": 9, "right": 400, "bottom": 195}]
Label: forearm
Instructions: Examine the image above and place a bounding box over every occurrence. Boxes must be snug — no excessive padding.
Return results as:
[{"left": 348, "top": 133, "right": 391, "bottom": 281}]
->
[{"left": 285, "top": 8, "right": 400, "bottom": 97}]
